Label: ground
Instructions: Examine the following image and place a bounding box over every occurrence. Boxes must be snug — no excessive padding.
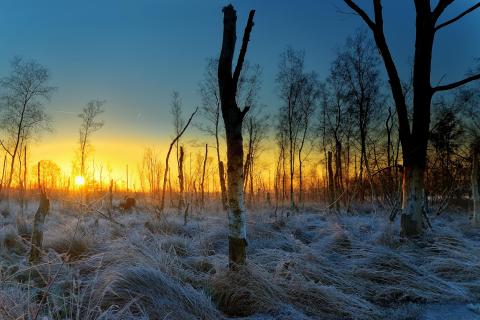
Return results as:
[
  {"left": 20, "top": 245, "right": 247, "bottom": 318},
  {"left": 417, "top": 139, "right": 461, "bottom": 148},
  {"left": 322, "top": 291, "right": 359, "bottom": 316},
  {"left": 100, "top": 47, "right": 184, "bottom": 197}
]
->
[{"left": 0, "top": 200, "right": 479, "bottom": 319}]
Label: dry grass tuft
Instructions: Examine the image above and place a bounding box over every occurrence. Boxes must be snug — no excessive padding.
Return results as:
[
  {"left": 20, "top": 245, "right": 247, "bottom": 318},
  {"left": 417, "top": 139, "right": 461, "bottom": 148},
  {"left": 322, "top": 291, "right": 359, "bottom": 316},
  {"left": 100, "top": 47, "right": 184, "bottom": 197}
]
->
[
  {"left": 98, "top": 266, "right": 220, "bottom": 320},
  {"left": 211, "top": 264, "right": 285, "bottom": 316}
]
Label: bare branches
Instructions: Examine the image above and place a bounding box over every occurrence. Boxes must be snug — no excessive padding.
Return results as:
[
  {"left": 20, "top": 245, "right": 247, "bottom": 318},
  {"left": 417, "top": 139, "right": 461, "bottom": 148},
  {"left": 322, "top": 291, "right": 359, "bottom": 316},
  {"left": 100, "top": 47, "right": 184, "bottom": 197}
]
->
[
  {"left": 233, "top": 10, "right": 256, "bottom": 89},
  {"left": 435, "top": 2, "right": 480, "bottom": 31},
  {"left": 343, "top": 0, "right": 376, "bottom": 30},
  {"left": 432, "top": 73, "right": 480, "bottom": 93},
  {"left": 0, "top": 140, "right": 12, "bottom": 157},
  {"left": 432, "top": 0, "right": 455, "bottom": 22},
  {"left": 343, "top": 0, "right": 410, "bottom": 154},
  {"left": 158, "top": 106, "right": 198, "bottom": 214}
]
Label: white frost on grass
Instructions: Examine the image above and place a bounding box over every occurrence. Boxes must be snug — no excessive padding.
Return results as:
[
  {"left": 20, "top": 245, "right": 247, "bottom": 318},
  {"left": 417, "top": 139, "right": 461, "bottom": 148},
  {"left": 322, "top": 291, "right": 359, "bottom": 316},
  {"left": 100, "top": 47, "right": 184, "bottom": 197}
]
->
[{"left": 1, "top": 203, "right": 480, "bottom": 319}]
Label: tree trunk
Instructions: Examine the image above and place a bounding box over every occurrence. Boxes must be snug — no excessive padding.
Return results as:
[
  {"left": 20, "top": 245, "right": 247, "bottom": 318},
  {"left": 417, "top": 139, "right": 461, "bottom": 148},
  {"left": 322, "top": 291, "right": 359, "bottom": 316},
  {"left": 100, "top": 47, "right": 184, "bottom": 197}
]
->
[
  {"left": 327, "top": 151, "right": 335, "bottom": 208},
  {"left": 158, "top": 108, "right": 197, "bottom": 215},
  {"left": 29, "top": 164, "right": 50, "bottom": 264},
  {"left": 219, "top": 161, "right": 227, "bottom": 209},
  {"left": 201, "top": 144, "right": 208, "bottom": 209},
  {"left": 218, "top": 4, "right": 255, "bottom": 267},
  {"left": 472, "top": 148, "right": 480, "bottom": 224},
  {"left": 178, "top": 146, "right": 185, "bottom": 210},
  {"left": 400, "top": 164, "right": 424, "bottom": 236}
]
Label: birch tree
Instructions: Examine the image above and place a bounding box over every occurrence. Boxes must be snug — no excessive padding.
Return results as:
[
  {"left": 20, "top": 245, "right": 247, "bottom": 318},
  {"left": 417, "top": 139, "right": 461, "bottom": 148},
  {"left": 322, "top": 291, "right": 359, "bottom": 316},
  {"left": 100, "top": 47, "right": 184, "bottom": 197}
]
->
[
  {"left": 78, "top": 100, "right": 105, "bottom": 180},
  {"left": 0, "top": 57, "right": 54, "bottom": 192},
  {"left": 218, "top": 4, "right": 255, "bottom": 266}
]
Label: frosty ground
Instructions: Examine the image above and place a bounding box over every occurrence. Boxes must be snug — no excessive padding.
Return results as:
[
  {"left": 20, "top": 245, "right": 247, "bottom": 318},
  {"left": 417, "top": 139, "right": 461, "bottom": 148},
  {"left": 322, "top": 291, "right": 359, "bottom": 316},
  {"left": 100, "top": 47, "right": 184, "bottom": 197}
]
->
[{"left": 1, "top": 201, "right": 480, "bottom": 319}]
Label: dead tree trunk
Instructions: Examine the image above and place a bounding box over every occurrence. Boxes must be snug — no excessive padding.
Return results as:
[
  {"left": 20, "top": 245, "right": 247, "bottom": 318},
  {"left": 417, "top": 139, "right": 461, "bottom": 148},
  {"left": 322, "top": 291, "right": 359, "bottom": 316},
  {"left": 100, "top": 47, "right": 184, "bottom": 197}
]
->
[
  {"left": 327, "top": 151, "right": 335, "bottom": 208},
  {"left": 29, "top": 163, "right": 50, "bottom": 264},
  {"left": 201, "top": 144, "right": 208, "bottom": 209},
  {"left": 218, "top": 4, "right": 255, "bottom": 267},
  {"left": 178, "top": 146, "right": 185, "bottom": 210},
  {"left": 108, "top": 179, "right": 113, "bottom": 216},
  {"left": 158, "top": 108, "right": 198, "bottom": 215}
]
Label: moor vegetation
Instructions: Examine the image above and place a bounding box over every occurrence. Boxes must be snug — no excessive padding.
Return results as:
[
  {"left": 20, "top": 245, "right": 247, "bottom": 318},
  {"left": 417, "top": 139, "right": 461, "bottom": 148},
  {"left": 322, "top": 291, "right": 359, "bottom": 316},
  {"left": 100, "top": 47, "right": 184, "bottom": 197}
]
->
[{"left": 1, "top": 1, "right": 480, "bottom": 319}]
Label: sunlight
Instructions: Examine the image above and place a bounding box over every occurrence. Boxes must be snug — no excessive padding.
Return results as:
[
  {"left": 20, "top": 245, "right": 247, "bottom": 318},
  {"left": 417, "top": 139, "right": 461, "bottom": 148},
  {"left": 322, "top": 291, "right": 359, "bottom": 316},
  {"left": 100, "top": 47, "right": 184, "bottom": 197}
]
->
[{"left": 75, "top": 175, "right": 85, "bottom": 186}]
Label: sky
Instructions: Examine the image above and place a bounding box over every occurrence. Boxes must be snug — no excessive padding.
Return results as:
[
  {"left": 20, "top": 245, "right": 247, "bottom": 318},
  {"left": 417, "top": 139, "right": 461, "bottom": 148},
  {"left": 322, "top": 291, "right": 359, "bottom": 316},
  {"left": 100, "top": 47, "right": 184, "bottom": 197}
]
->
[{"left": 0, "top": 0, "right": 478, "bottom": 184}]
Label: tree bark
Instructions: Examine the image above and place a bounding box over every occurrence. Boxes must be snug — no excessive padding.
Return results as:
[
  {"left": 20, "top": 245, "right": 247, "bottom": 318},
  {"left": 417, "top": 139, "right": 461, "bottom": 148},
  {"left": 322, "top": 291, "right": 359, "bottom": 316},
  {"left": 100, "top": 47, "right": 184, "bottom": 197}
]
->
[{"left": 218, "top": 4, "right": 255, "bottom": 267}]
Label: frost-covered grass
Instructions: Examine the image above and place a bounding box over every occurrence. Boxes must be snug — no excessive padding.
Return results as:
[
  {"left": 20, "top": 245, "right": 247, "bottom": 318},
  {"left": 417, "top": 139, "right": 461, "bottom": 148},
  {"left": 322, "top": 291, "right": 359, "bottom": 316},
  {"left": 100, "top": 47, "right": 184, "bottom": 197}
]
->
[{"left": 1, "top": 200, "right": 480, "bottom": 319}]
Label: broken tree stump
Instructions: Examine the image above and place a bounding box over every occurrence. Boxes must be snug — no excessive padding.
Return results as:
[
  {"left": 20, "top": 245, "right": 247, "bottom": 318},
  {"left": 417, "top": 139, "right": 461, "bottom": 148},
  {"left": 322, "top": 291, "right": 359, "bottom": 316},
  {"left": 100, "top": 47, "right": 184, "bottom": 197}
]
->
[{"left": 29, "top": 190, "right": 50, "bottom": 264}]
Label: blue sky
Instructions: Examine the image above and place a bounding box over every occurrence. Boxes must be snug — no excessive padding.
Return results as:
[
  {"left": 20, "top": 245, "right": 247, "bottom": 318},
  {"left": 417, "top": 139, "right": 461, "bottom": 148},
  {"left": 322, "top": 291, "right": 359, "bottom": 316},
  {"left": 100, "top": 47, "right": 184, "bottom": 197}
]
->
[{"left": 0, "top": 0, "right": 478, "bottom": 175}]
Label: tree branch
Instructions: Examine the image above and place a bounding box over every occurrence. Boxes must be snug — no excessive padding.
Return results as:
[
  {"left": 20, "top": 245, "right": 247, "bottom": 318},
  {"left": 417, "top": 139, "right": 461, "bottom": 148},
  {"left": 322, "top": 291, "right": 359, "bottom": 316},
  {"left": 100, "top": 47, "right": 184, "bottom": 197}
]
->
[
  {"left": 0, "top": 140, "right": 13, "bottom": 157},
  {"left": 171, "top": 107, "right": 198, "bottom": 147},
  {"left": 241, "top": 105, "right": 250, "bottom": 119},
  {"left": 233, "top": 10, "right": 255, "bottom": 89},
  {"left": 435, "top": 2, "right": 480, "bottom": 31},
  {"left": 432, "top": 0, "right": 455, "bottom": 22},
  {"left": 432, "top": 73, "right": 480, "bottom": 93},
  {"left": 343, "top": 0, "right": 376, "bottom": 30}
]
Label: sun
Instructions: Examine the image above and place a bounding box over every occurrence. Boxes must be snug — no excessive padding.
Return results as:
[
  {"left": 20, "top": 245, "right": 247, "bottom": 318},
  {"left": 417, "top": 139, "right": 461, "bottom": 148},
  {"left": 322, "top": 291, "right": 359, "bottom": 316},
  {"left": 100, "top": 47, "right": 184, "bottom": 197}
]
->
[{"left": 75, "top": 175, "right": 85, "bottom": 186}]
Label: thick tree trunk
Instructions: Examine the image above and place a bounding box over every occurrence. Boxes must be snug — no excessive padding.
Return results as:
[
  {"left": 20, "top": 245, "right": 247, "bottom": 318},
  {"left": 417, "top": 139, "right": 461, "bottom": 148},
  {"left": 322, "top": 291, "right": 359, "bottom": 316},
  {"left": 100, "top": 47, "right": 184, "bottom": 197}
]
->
[
  {"left": 218, "top": 4, "right": 255, "bottom": 267},
  {"left": 400, "top": 164, "right": 425, "bottom": 237}
]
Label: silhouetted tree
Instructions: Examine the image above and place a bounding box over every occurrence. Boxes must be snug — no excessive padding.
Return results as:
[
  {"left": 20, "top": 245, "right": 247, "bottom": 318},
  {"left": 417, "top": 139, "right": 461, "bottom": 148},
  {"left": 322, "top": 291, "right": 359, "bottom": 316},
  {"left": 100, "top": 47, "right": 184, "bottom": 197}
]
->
[
  {"left": 0, "top": 57, "right": 54, "bottom": 192},
  {"left": 276, "top": 47, "right": 318, "bottom": 209},
  {"left": 331, "top": 30, "right": 382, "bottom": 200},
  {"left": 159, "top": 107, "right": 198, "bottom": 215},
  {"left": 344, "top": 0, "right": 480, "bottom": 237},
  {"left": 78, "top": 100, "right": 105, "bottom": 180},
  {"left": 170, "top": 91, "right": 186, "bottom": 209}
]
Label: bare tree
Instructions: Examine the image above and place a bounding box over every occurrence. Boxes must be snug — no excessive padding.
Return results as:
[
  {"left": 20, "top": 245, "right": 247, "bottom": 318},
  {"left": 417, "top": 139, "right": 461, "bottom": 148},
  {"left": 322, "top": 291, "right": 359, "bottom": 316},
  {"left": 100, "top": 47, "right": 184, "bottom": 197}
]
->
[
  {"left": 0, "top": 57, "right": 54, "bottom": 192},
  {"left": 218, "top": 4, "right": 255, "bottom": 266},
  {"left": 243, "top": 109, "right": 269, "bottom": 207},
  {"left": 331, "top": 30, "right": 382, "bottom": 200},
  {"left": 344, "top": 0, "right": 480, "bottom": 237},
  {"left": 199, "top": 59, "right": 229, "bottom": 210},
  {"left": 297, "top": 73, "right": 319, "bottom": 205},
  {"left": 276, "top": 47, "right": 318, "bottom": 209},
  {"left": 170, "top": 91, "right": 186, "bottom": 209},
  {"left": 78, "top": 100, "right": 105, "bottom": 179},
  {"left": 158, "top": 107, "right": 198, "bottom": 215}
]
